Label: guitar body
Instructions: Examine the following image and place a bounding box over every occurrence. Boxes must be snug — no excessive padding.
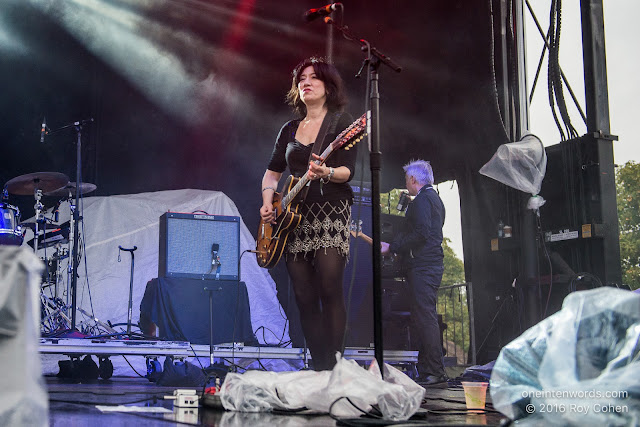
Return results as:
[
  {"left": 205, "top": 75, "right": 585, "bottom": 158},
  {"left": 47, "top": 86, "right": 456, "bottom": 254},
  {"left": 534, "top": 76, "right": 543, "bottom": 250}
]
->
[{"left": 256, "top": 176, "right": 305, "bottom": 269}]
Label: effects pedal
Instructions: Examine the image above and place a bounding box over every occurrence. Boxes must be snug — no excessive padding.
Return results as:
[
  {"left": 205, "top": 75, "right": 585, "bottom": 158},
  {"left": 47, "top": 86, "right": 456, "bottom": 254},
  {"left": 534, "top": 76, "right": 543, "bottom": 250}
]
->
[{"left": 164, "top": 389, "right": 199, "bottom": 408}]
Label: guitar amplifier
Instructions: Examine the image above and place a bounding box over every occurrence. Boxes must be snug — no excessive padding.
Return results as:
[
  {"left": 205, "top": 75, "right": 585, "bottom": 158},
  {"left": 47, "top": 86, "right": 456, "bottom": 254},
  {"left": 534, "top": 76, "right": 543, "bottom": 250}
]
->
[{"left": 158, "top": 212, "right": 240, "bottom": 280}]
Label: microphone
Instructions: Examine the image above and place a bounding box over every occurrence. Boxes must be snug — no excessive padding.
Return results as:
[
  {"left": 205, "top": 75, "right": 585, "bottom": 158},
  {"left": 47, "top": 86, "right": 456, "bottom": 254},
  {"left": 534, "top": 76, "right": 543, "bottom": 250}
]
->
[
  {"left": 210, "top": 243, "right": 222, "bottom": 280},
  {"left": 303, "top": 3, "right": 341, "bottom": 22},
  {"left": 396, "top": 191, "right": 411, "bottom": 212},
  {"left": 52, "top": 198, "right": 65, "bottom": 222},
  {"left": 40, "top": 117, "right": 47, "bottom": 143}
]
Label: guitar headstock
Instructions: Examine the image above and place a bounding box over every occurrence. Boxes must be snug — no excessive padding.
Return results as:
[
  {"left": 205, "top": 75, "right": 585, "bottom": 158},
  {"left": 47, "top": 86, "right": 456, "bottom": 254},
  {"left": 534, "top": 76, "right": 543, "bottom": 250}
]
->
[
  {"left": 348, "top": 219, "right": 373, "bottom": 246},
  {"left": 349, "top": 219, "right": 363, "bottom": 236},
  {"left": 332, "top": 113, "right": 367, "bottom": 151}
]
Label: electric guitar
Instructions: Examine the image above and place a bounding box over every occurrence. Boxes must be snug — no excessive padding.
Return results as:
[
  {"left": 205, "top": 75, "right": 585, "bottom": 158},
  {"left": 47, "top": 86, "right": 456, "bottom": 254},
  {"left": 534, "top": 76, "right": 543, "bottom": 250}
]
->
[
  {"left": 349, "top": 219, "right": 404, "bottom": 277},
  {"left": 255, "top": 114, "right": 367, "bottom": 269}
]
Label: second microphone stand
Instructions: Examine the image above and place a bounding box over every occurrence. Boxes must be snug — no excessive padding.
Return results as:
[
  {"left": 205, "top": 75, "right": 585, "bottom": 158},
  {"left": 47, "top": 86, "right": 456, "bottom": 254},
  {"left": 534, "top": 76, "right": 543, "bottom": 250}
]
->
[{"left": 46, "top": 118, "right": 94, "bottom": 331}]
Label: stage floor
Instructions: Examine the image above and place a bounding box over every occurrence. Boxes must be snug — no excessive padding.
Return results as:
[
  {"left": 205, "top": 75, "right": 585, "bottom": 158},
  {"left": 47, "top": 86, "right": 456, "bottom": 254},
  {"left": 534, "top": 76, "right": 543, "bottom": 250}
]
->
[{"left": 46, "top": 374, "right": 508, "bottom": 426}]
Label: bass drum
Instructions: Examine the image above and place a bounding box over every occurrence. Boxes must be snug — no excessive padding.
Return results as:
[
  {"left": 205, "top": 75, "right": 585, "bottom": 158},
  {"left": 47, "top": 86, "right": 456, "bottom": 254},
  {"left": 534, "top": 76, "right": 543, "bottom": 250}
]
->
[{"left": 0, "top": 203, "right": 23, "bottom": 246}]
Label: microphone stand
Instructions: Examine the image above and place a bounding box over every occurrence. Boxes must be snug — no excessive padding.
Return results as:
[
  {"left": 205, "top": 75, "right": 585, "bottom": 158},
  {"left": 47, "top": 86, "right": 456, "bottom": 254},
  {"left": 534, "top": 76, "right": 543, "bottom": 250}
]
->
[
  {"left": 118, "top": 246, "right": 138, "bottom": 336},
  {"left": 46, "top": 118, "right": 94, "bottom": 331},
  {"left": 322, "top": 16, "right": 402, "bottom": 375}
]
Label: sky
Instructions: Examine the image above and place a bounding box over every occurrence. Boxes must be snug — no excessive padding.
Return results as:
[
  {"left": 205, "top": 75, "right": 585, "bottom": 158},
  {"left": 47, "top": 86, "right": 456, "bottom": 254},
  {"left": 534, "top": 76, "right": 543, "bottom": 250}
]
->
[{"left": 439, "top": 0, "right": 639, "bottom": 260}]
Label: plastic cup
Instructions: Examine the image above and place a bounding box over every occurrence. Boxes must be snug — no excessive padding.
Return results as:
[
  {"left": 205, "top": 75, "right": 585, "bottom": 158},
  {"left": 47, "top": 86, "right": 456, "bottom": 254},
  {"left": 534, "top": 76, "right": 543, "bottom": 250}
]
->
[{"left": 461, "top": 381, "right": 488, "bottom": 412}]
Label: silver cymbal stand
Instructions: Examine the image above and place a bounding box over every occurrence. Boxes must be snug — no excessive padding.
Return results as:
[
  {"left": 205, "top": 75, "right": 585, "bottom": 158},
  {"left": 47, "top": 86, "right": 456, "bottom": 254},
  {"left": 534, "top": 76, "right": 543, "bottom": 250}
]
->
[
  {"left": 66, "top": 188, "right": 75, "bottom": 309},
  {"left": 33, "top": 187, "right": 44, "bottom": 253}
]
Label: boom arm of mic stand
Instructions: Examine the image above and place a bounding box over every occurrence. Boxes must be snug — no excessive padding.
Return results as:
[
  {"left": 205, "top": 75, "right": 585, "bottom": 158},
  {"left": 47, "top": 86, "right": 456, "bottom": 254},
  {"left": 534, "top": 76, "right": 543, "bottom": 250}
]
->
[
  {"left": 45, "top": 118, "right": 95, "bottom": 136},
  {"left": 322, "top": 17, "right": 402, "bottom": 73}
]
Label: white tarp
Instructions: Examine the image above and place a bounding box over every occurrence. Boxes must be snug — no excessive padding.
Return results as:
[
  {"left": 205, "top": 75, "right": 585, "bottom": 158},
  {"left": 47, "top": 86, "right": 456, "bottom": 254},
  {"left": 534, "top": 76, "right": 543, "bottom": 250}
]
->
[
  {"left": 221, "top": 355, "right": 425, "bottom": 421},
  {"left": 25, "top": 188, "right": 288, "bottom": 345},
  {"left": 479, "top": 133, "right": 547, "bottom": 196},
  {"left": 0, "top": 247, "right": 48, "bottom": 426}
]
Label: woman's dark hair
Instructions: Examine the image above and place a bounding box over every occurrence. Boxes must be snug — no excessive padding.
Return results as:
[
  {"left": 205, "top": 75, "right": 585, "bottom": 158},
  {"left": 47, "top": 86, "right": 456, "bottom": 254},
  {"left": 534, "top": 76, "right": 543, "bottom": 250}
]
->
[{"left": 285, "top": 57, "right": 348, "bottom": 117}]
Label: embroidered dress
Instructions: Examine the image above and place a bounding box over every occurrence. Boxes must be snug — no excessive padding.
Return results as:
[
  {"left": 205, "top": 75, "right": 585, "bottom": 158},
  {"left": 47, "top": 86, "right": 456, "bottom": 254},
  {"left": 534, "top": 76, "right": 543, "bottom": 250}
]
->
[
  {"left": 266, "top": 112, "right": 358, "bottom": 261},
  {"left": 287, "top": 199, "right": 351, "bottom": 259}
]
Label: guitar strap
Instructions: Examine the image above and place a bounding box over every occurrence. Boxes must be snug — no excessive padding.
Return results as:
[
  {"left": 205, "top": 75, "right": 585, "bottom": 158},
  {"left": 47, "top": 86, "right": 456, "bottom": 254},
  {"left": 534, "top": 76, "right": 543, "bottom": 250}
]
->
[
  {"left": 310, "top": 111, "right": 342, "bottom": 159},
  {"left": 301, "top": 111, "right": 343, "bottom": 198}
]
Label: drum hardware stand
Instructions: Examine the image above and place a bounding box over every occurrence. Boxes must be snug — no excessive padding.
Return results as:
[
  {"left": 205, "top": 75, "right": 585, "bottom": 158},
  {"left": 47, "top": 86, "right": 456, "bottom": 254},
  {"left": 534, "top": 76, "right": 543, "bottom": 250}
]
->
[
  {"left": 118, "top": 245, "right": 138, "bottom": 336},
  {"left": 40, "top": 293, "right": 71, "bottom": 334},
  {"left": 76, "top": 306, "right": 118, "bottom": 336},
  {"left": 33, "top": 188, "right": 45, "bottom": 253},
  {"left": 66, "top": 191, "right": 76, "bottom": 310},
  {"left": 51, "top": 243, "right": 67, "bottom": 303}
]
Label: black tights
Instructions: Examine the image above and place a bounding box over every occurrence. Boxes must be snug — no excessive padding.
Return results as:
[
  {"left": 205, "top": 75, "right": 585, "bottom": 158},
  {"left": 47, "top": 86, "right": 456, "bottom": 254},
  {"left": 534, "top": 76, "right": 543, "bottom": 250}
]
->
[{"left": 286, "top": 247, "right": 347, "bottom": 371}]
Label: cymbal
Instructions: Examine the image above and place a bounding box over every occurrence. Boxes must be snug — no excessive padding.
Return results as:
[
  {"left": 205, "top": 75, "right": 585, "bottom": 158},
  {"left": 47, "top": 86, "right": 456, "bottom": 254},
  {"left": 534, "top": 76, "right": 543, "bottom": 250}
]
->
[
  {"left": 5, "top": 172, "right": 69, "bottom": 195},
  {"left": 45, "top": 182, "right": 97, "bottom": 198}
]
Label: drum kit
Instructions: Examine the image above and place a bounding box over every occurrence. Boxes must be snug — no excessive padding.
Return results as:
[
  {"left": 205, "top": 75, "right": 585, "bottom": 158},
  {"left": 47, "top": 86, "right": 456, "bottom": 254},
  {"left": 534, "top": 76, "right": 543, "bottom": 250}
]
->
[{"left": 1, "top": 171, "right": 97, "bottom": 334}]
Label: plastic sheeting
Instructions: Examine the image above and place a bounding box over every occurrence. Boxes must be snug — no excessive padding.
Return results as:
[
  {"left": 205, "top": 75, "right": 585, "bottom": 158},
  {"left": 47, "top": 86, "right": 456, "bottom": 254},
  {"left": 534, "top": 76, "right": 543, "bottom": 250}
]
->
[
  {"left": 25, "top": 189, "right": 288, "bottom": 346},
  {"left": 220, "top": 354, "right": 425, "bottom": 421},
  {"left": 479, "top": 133, "right": 547, "bottom": 196},
  {"left": 0, "top": 247, "right": 48, "bottom": 426},
  {"left": 490, "top": 287, "right": 640, "bottom": 426}
]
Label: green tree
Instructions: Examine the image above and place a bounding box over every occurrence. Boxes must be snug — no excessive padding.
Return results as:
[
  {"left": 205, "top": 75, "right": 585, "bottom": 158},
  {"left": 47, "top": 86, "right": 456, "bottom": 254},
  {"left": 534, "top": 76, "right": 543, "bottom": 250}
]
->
[
  {"left": 438, "top": 238, "right": 469, "bottom": 363},
  {"left": 616, "top": 161, "right": 640, "bottom": 290},
  {"left": 442, "top": 237, "right": 465, "bottom": 286}
]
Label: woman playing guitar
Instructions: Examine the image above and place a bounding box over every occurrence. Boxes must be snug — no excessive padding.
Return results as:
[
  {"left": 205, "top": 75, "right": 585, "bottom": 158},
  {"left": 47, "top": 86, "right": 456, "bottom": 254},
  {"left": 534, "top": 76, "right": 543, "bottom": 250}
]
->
[{"left": 259, "top": 57, "right": 358, "bottom": 371}]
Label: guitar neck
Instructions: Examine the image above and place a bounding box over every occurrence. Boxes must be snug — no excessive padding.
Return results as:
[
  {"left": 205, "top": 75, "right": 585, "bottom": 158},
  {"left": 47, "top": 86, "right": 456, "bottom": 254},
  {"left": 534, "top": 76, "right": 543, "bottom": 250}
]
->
[
  {"left": 281, "top": 144, "right": 335, "bottom": 208},
  {"left": 350, "top": 230, "right": 373, "bottom": 246}
]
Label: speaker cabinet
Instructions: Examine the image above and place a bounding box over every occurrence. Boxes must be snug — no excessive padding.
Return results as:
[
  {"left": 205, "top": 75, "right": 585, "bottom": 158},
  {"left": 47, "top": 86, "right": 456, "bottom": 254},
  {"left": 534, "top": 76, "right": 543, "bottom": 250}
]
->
[
  {"left": 344, "top": 202, "right": 407, "bottom": 347},
  {"left": 158, "top": 212, "right": 240, "bottom": 280}
]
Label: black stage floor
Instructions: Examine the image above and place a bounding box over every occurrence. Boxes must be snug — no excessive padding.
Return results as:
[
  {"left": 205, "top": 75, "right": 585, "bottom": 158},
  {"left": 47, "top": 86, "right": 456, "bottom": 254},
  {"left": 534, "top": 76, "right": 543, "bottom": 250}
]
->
[{"left": 46, "top": 375, "right": 509, "bottom": 426}]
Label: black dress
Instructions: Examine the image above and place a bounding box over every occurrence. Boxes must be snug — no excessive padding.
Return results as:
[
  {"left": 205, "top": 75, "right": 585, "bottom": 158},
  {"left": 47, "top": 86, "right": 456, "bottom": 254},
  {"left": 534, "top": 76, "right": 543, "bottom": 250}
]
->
[{"left": 267, "top": 112, "right": 358, "bottom": 259}]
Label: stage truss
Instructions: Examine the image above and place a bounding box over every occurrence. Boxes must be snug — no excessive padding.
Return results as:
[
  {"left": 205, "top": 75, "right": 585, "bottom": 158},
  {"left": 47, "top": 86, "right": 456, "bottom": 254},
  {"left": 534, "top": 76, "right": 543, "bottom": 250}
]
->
[{"left": 40, "top": 338, "right": 417, "bottom": 364}]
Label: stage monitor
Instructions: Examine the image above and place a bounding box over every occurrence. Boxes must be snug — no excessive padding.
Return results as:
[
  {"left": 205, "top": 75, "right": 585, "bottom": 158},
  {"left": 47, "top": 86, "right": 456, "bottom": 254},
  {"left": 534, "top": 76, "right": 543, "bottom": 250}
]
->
[{"left": 158, "top": 212, "right": 240, "bottom": 281}]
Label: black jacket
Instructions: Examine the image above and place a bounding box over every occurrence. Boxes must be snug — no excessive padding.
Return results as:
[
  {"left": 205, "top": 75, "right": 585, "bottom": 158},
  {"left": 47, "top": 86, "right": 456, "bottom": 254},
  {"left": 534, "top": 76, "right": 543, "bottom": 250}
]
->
[
  {"left": 390, "top": 185, "right": 445, "bottom": 269},
  {"left": 266, "top": 112, "right": 358, "bottom": 204}
]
